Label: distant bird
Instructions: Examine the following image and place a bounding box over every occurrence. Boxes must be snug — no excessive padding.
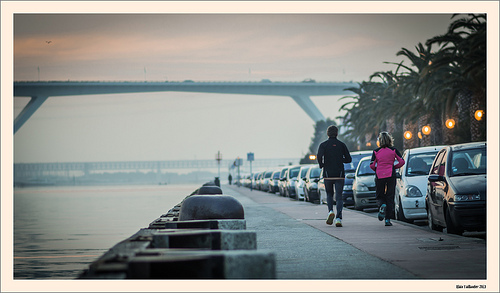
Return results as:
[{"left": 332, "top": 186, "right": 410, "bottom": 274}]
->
[{"left": 45, "top": 41, "right": 52, "bottom": 44}]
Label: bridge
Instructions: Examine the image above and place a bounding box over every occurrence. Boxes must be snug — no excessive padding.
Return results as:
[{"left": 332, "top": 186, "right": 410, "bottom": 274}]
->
[
  {"left": 13, "top": 158, "right": 301, "bottom": 178},
  {"left": 13, "top": 80, "right": 358, "bottom": 133}
]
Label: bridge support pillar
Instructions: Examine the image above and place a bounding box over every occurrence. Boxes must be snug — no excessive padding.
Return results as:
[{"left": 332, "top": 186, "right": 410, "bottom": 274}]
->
[
  {"left": 290, "top": 95, "right": 325, "bottom": 122},
  {"left": 14, "top": 96, "right": 48, "bottom": 133}
]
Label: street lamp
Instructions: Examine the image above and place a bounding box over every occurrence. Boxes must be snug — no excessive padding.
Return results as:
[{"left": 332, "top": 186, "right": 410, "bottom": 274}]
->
[
  {"left": 404, "top": 131, "right": 412, "bottom": 140},
  {"left": 215, "top": 151, "right": 222, "bottom": 185},
  {"left": 474, "top": 110, "right": 484, "bottom": 121},
  {"left": 309, "top": 154, "right": 316, "bottom": 161},
  {"left": 422, "top": 125, "right": 431, "bottom": 135},
  {"left": 445, "top": 119, "right": 456, "bottom": 129}
]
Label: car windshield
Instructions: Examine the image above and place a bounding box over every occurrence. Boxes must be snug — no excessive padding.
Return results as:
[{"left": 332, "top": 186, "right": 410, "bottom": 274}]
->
[
  {"left": 406, "top": 152, "right": 438, "bottom": 176},
  {"left": 345, "top": 154, "right": 371, "bottom": 172},
  {"left": 273, "top": 172, "right": 280, "bottom": 179},
  {"left": 450, "top": 147, "right": 486, "bottom": 176},
  {"left": 357, "top": 160, "right": 375, "bottom": 176},
  {"left": 265, "top": 171, "right": 273, "bottom": 178},
  {"left": 310, "top": 168, "right": 321, "bottom": 178},
  {"left": 300, "top": 166, "right": 311, "bottom": 177},
  {"left": 289, "top": 167, "right": 301, "bottom": 178}
]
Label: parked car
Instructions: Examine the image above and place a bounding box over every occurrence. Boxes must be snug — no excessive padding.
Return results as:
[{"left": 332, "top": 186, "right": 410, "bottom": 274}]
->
[
  {"left": 350, "top": 156, "right": 377, "bottom": 211},
  {"left": 260, "top": 170, "right": 274, "bottom": 192},
  {"left": 278, "top": 167, "right": 290, "bottom": 196},
  {"left": 295, "top": 165, "right": 314, "bottom": 200},
  {"left": 303, "top": 166, "right": 322, "bottom": 202},
  {"left": 242, "top": 174, "right": 252, "bottom": 188},
  {"left": 342, "top": 151, "right": 373, "bottom": 206},
  {"left": 395, "top": 145, "right": 445, "bottom": 223},
  {"left": 284, "top": 165, "right": 302, "bottom": 198},
  {"left": 319, "top": 151, "right": 373, "bottom": 206},
  {"left": 256, "top": 171, "right": 265, "bottom": 190},
  {"left": 268, "top": 170, "right": 281, "bottom": 193},
  {"left": 251, "top": 172, "right": 260, "bottom": 189},
  {"left": 426, "top": 142, "right": 486, "bottom": 235}
]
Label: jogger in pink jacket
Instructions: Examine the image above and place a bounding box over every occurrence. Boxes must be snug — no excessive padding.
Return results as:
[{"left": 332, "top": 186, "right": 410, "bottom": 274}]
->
[{"left": 370, "top": 132, "right": 405, "bottom": 226}]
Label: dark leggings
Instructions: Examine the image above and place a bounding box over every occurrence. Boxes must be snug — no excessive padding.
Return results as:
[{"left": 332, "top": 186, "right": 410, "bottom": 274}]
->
[{"left": 375, "top": 176, "right": 396, "bottom": 220}]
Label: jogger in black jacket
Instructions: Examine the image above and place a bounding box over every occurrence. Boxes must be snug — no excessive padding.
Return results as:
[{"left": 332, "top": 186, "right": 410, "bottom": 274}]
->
[{"left": 317, "top": 125, "right": 352, "bottom": 227}]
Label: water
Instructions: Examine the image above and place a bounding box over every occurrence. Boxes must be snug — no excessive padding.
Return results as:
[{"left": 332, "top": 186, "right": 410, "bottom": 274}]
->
[{"left": 13, "top": 184, "right": 199, "bottom": 279}]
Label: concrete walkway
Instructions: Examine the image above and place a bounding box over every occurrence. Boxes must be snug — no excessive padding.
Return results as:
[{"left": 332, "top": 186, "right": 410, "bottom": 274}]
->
[{"left": 223, "top": 185, "right": 490, "bottom": 290}]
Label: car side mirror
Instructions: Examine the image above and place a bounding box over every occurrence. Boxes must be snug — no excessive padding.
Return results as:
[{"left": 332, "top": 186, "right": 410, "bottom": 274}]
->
[
  {"left": 396, "top": 173, "right": 401, "bottom": 179},
  {"left": 428, "top": 174, "right": 445, "bottom": 182},
  {"left": 314, "top": 178, "right": 320, "bottom": 183},
  {"left": 346, "top": 174, "right": 355, "bottom": 179}
]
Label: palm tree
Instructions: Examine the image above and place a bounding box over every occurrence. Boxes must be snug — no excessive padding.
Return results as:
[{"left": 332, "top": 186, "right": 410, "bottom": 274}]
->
[{"left": 425, "top": 14, "right": 486, "bottom": 141}]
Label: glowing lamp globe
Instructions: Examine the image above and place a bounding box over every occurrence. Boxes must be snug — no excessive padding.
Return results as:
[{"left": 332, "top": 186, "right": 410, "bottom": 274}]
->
[
  {"left": 445, "top": 119, "right": 455, "bottom": 129},
  {"left": 475, "top": 110, "right": 484, "bottom": 121},
  {"left": 422, "top": 125, "right": 431, "bottom": 135},
  {"left": 404, "top": 131, "right": 412, "bottom": 140}
]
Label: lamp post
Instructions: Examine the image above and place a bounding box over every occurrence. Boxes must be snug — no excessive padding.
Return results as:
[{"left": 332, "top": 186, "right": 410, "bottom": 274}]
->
[{"left": 215, "top": 151, "right": 222, "bottom": 185}]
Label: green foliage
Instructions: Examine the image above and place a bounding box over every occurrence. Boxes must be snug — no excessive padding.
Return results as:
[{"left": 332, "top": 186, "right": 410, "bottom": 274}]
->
[{"left": 337, "top": 13, "right": 486, "bottom": 148}]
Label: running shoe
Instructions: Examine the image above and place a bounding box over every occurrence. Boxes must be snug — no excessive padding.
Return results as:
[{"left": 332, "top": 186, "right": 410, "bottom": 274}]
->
[
  {"left": 378, "top": 204, "right": 386, "bottom": 221},
  {"left": 326, "top": 211, "right": 335, "bottom": 225},
  {"left": 385, "top": 219, "right": 392, "bottom": 226},
  {"left": 335, "top": 218, "right": 342, "bottom": 227}
]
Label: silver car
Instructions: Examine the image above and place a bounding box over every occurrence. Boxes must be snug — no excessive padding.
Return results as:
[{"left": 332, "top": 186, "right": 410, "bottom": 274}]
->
[
  {"left": 350, "top": 156, "right": 377, "bottom": 211},
  {"left": 295, "top": 164, "right": 314, "bottom": 200}
]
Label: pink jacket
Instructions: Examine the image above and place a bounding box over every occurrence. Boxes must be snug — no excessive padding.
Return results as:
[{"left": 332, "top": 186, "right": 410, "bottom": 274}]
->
[{"left": 369, "top": 147, "right": 405, "bottom": 179}]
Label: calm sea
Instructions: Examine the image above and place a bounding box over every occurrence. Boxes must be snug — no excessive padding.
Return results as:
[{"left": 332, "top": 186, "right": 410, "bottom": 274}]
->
[{"left": 13, "top": 184, "right": 200, "bottom": 279}]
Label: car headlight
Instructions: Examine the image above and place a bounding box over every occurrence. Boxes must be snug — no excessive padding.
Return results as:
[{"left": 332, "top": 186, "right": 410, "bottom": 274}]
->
[
  {"left": 405, "top": 185, "right": 423, "bottom": 197},
  {"left": 356, "top": 183, "right": 368, "bottom": 192},
  {"left": 454, "top": 194, "right": 481, "bottom": 201},
  {"left": 343, "top": 184, "right": 353, "bottom": 191}
]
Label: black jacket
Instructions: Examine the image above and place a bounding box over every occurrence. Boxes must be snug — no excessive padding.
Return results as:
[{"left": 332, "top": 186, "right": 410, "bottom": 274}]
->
[{"left": 317, "top": 137, "right": 352, "bottom": 178}]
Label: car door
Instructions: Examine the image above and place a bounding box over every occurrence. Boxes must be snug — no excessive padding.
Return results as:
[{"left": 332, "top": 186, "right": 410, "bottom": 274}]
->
[{"left": 427, "top": 149, "right": 447, "bottom": 225}]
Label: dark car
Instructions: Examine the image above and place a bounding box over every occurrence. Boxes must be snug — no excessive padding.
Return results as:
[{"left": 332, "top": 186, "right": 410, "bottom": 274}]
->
[
  {"left": 268, "top": 170, "right": 281, "bottom": 193},
  {"left": 426, "top": 142, "right": 486, "bottom": 235},
  {"left": 303, "top": 166, "right": 322, "bottom": 203}
]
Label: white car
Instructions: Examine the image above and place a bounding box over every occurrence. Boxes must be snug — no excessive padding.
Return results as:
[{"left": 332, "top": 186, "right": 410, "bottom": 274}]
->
[
  {"left": 295, "top": 164, "right": 314, "bottom": 200},
  {"left": 395, "top": 145, "right": 445, "bottom": 223}
]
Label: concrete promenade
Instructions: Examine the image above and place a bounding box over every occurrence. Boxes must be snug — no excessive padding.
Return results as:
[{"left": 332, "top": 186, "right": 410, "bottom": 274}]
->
[{"left": 222, "top": 184, "right": 491, "bottom": 290}]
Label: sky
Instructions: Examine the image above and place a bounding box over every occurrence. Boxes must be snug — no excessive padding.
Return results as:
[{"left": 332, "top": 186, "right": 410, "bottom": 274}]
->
[{"left": 3, "top": 2, "right": 493, "bottom": 164}]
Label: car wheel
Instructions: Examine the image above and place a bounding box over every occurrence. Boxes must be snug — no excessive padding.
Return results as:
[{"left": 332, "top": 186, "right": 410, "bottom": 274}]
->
[
  {"left": 396, "top": 198, "right": 413, "bottom": 223},
  {"left": 353, "top": 196, "right": 363, "bottom": 211},
  {"left": 427, "top": 206, "right": 443, "bottom": 232},
  {"left": 445, "top": 207, "right": 463, "bottom": 235}
]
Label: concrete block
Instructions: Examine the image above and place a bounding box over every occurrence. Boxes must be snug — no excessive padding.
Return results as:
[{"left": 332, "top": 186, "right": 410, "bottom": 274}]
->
[
  {"left": 127, "top": 249, "right": 276, "bottom": 279},
  {"left": 151, "top": 229, "right": 257, "bottom": 250},
  {"left": 179, "top": 195, "right": 244, "bottom": 221},
  {"left": 151, "top": 219, "right": 246, "bottom": 230}
]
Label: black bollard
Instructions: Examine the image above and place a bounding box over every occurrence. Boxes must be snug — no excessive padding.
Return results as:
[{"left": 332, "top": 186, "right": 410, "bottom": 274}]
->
[{"left": 179, "top": 195, "right": 244, "bottom": 221}]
